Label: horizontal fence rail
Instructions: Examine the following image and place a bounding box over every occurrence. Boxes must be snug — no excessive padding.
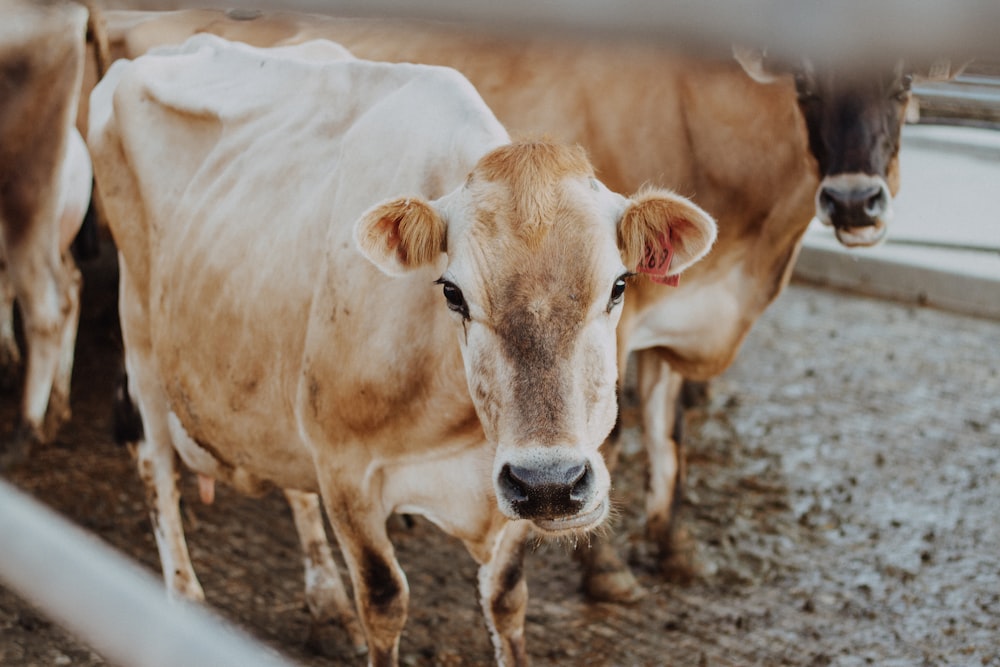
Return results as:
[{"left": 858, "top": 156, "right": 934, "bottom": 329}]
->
[
  {"left": 101, "top": 0, "right": 1000, "bottom": 65},
  {"left": 0, "top": 480, "right": 302, "bottom": 667},
  {"left": 914, "top": 61, "right": 1000, "bottom": 127}
]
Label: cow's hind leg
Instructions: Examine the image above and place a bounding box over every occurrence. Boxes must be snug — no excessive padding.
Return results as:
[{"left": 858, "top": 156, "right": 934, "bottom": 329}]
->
[
  {"left": 0, "top": 244, "right": 74, "bottom": 468},
  {"left": 117, "top": 265, "right": 204, "bottom": 601},
  {"left": 43, "top": 254, "right": 81, "bottom": 437},
  {"left": 473, "top": 521, "right": 532, "bottom": 667},
  {"left": 284, "top": 489, "right": 366, "bottom": 655},
  {"left": 119, "top": 367, "right": 205, "bottom": 602},
  {"left": 637, "top": 351, "right": 698, "bottom": 581},
  {"left": 0, "top": 251, "right": 21, "bottom": 392}
]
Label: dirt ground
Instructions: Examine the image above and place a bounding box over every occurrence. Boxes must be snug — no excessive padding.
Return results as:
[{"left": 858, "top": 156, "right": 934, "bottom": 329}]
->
[{"left": 1, "top": 247, "right": 998, "bottom": 667}]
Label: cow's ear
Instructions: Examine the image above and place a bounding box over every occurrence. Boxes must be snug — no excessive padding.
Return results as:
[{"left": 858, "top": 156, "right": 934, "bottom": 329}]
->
[
  {"left": 733, "top": 46, "right": 796, "bottom": 84},
  {"left": 355, "top": 197, "right": 447, "bottom": 276},
  {"left": 618, "top": 187, "right": 716, "bottom": 285}
]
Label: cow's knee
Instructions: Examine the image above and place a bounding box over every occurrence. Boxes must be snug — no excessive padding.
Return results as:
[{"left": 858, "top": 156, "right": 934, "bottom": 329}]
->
[
  {"left": 284, "top": 489, "right": 366, "bottom": 655},
  {"left": 355, "top": 546, "right": 408, "bottom": 664},
  {"left": 489, "top": 542, "right": 527, "bottom": 622},
  {"left": 477, "top": 526, "right": 531, "bottom": 667}
]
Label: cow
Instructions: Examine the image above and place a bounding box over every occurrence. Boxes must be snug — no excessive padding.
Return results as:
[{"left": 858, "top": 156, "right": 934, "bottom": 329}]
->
[
  {"left": 88, "top": 34, "right": 717, "bottom": 665},
  {"left": 87, "top": 8, "right": 967, "bottom": 603},
  {"left": 88, "top": 9, "right": 967, "bottom": 603},
  {"left": 0, "top": 0, "right": 93, "bottom": 470}
]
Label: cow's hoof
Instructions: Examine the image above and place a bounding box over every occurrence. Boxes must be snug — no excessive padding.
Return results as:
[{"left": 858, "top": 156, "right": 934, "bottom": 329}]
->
[
  {"left": 578, "top": 538, "right": 647, "bottom": 603},
  {"left": 42, "top": 393, "right": 71, "bottom": 441},
  {"left": 658, "top": 524, "right": 704, "bottom": 584},
  {"left": 305, "top": 619, "right": 368, "bottom": 658},
  {"left": 0, "top": 357, "right": 20, "bottom": 393},
  {"left": 0, "top": 423, "right": 38, "bottom": 471},
  {"left": 582, "top": 564, "right": 647, "bottom": 603}
]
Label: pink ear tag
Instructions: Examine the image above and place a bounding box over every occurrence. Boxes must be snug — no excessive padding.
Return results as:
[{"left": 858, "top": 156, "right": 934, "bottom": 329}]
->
[{"left": 638, "top": 230, "right": 680, "bottom": 286}]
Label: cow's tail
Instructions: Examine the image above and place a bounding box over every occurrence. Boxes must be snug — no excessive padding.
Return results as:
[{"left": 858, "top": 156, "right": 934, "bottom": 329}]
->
[
  {"left": 113, "top": 371, "right": 144, "bottom": 447},
  {"left": 72, "top": 0, "right": 112, "bottom": 263}
]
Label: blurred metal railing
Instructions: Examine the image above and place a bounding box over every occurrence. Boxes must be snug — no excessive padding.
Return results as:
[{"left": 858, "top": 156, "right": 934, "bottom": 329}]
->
[
  {"left": 100, "top": 0, "right": 1000, "bottom": 65},
  {"left": 914, "top": 61, "right": 1000, "bottom": 128},
  {"left": 0, "top": 480, "right": 302, "bottom": 667}
]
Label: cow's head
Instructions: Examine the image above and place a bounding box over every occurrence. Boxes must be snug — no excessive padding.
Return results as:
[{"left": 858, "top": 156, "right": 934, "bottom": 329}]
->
[
  {"left": 356, "top": 141, "right": 716, "bottom": 535},
  {"left": 735, "top": 47, "right": 965, "bottom": 247}
]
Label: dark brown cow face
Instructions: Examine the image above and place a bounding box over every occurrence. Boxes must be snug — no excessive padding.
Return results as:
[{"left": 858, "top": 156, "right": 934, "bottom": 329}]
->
[
  {"left": 734, "top": 48, "right": 921, "bottom": 247},
  {"left": 792, "top": 61, "right": 910, "bottom": 246}
]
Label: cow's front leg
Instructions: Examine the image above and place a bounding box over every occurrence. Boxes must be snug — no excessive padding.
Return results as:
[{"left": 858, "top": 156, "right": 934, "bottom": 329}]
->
[
  {"left": 284, "top": 489, "right": 366, "bottom": 654},
  {"left": 637, "top": 350, "right": 696, "bottom": 579},
  {"left": 322, "top": 487, "right": 407, "bottom": 667},
  {"left": 472, "top": 521, "right": 532, "bottom": 667},
  {"left": 574, "top": 532, "right": 645, "bottom": 603},
  {"left": 575, "top": 399, "right": 645, "bottom": 603}
]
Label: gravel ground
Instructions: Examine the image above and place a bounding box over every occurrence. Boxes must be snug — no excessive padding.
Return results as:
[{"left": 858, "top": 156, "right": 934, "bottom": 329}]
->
[{"left": 1, "top": 249, "right": 998, "bottom": 666}]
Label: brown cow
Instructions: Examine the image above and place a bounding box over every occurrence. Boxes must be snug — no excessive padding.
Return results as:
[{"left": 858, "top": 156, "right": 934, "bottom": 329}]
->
[
  {"left": 89, "top": 34, "right": 717, "bottom": 664},
  {"left": 90, "top": 9, "right": 961, "bottom": 601},
  {"left": 0, "top": 0, "right": 91, "bottom": 469}
]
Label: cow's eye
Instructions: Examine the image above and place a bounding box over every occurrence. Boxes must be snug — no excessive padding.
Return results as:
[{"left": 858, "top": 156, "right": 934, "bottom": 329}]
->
[
  {"left": 608, "top": 274, "right": 629, "bottom": 311},
  {"left": 436, "top": 279, "right": 470, "bottom": 319}
]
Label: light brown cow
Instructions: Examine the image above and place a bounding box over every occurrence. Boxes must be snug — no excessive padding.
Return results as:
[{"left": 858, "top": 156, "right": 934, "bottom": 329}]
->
[
  {"left": 89, "top": 35, "right": 716, "bottom": 665},
  {"left": 0, "top": 0, "right": 92, "bottom": 469},
  {"left": 92, "top": 9, "right": 962, "bottom": 602}
]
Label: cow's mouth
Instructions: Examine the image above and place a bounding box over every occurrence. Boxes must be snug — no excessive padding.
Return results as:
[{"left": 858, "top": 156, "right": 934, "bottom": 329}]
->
[
  {"left": 834, "top": 222, "right": 887, "bottom": 247},
  {"left": 531, "top": 497, "right": 609, "bottom": 534}
]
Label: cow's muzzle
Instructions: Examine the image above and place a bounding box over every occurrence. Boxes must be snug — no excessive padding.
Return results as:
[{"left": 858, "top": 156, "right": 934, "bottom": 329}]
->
[
  {"left": 815, "top": 174, "right": 892, "bottom": 247},
  {"left": 494, "top": 450, "right": 609, "bottom": 533}
]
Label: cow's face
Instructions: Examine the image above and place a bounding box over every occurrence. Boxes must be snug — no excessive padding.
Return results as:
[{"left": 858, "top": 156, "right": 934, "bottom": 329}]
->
[
  {"left": 791, "top": 61, "right": 910, "bottom": 247},
  {"left": 735, "top": 49, "right": 958, "bottom": 247},
  {"left": 356, "top": 141, "right": 716, "bottom": 535}
]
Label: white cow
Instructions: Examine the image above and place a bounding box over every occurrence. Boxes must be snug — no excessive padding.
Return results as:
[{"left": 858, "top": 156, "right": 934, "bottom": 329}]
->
[
  {"left": 0, "top": 0, "right": 91, "bottom": 469},
  {"left": 89, "top": 35, "right": 716, "bottom": 665}
]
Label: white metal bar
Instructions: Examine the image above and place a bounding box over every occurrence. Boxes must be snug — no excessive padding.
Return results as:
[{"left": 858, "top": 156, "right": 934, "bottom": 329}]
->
[
  {"left": 0, "top": 479, "right": 303, "bottom": 667},
  {"left": 101, "top": 0, "right": 1000, "bottom": 64}
]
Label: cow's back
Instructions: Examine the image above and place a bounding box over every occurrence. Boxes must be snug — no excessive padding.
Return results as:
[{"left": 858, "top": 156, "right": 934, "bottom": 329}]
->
[
  {"left": 90, "top": 35, "right": 508, "bottom": 489},
  {"left": 96, "top": 11, "right": 815, "bottom": 378}
]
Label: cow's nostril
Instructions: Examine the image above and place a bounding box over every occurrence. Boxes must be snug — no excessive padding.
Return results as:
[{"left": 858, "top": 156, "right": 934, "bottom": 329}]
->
[
  {"left": 865, "top": 189, "right": 887, "bottom": 216},
  {"left": 498, "top": 463, "right": 528, "bottom": 503},
  {"left": 569, "top": 462, "right": 592, "bottom": 502},
  {"left": 497, "top": 459, "right": 593, "bottom": 519},
  {"left": 819, "top": 188, "right": 836, "bottom": 210},
  {"left": 819, "top": 181, "right": 887, "bottom": 229}
]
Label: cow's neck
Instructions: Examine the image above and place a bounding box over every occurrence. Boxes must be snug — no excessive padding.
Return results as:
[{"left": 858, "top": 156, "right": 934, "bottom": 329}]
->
[{"left": 678, "top": 60, "right": 817, "bottom": 290}]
